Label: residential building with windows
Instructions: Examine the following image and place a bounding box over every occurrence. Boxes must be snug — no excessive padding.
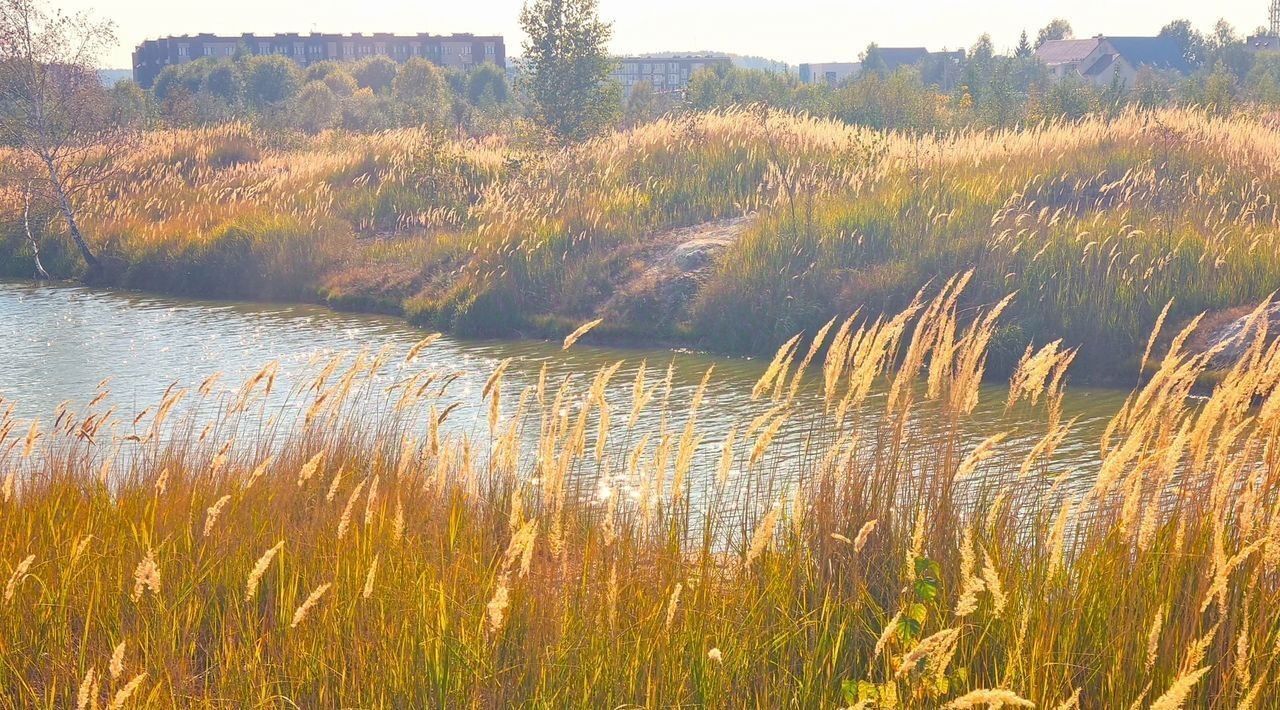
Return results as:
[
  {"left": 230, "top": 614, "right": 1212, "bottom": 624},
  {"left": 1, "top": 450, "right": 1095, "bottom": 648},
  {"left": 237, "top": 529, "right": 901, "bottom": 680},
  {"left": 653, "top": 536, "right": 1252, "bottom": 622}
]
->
[
  {"left": 132, "top": 32, "right": 505, "bottom": 88},
  {"left": 800, "top": 48, "right": 965, "bottom": 88},
  {"left": 1035, "top": 36, "right": 1190, "bottom": 88},
  {"left": 611, "top": 55, "right": 732, "bottom": 97},
  {"left": 798, "top": 62, "right": 862, "bottom": 86}
]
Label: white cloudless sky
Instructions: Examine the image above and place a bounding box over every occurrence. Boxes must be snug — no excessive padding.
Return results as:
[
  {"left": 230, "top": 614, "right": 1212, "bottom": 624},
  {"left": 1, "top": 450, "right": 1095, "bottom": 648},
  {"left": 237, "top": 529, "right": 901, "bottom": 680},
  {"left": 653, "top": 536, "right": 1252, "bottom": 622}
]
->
[{"left": 58, "top": 0, "right": 1273, "bottom": 69}]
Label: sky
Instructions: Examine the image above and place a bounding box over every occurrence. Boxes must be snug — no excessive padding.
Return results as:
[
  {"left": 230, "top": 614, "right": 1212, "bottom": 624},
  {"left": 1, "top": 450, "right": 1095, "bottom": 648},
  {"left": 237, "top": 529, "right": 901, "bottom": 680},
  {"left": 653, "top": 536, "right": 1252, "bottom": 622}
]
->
[{"left": 60, "top": 0, "right": 1275, "bottom": 70}]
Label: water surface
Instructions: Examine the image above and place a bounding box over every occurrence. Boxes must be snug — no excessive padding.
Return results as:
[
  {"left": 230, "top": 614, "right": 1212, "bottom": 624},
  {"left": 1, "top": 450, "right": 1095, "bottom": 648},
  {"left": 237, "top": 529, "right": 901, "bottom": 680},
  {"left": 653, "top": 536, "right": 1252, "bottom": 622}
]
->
[{"left": 0, "top": 281, "right": 1129, "bottom": 497}]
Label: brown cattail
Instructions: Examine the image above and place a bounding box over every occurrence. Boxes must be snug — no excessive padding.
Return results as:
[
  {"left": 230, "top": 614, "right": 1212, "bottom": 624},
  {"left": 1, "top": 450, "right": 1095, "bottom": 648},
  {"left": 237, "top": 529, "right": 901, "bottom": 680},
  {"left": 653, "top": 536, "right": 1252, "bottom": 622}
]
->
[
  {"left": 873, "top": 611, "right": 903, "bottom": 658},
  {"left": 562, "top": 318, "right": 603, "bottom": 350},
  {"left": 405, "top": 333, "right": 442, "bottom": 362},
  {"left": 4, "top": 553, "right": 34, "bottom": 602},
  {"left": 297, "top": 451, "right": 324, "bottom": 487},
  {"left": 1052, "top": 688, "right": 1082, "bottom": 710},
  {"left": 981, "top": 548, "right": 1007, "bottom": 616},
  {"left": 325, "top": 467, "right": 343, "bottom": 502},
  {"left": 664, "top": 582, "right": 683, "bottom": 631},
  {"left": 1145, "top": 605, "right": 1165, "bottom": 672},
  {"left": 853, "top": 519, "right": 878, "bottom": 553},
  {"left": 486, "top": 574, "right": 510, "bottom": 634},
  {"left": 290, "top": 582, "right": 332, "bottom": 629},
  {"left": 109, "top": 641, "right": 126, "bottom": 679},
  {"left": 131, "top": 550, "right": 160, "bottom": 602},
  {"left": 745, "top": 503, "right": 780, "bottom": 566},
  {"left": 202, "top": 494, "right": 231, "bottom": 538},
  {"left": 75, "top": 668, "right": 97, "bottom": 710},
  {"left": 107, "top": 672, "right": 146, "bottom": 710},
  {"left": 244, "top": 541, "right": 284, "bottom": 602},
  {"left": 336, "top": 478, "right": 368, "bottom": 540},
  {"left": 1149, "top": 666, "right": 1211, "bottom": 710},
  {"left": 945, "top": 688, "right": 1034, "bottom": 708},
  {"left": 362, "top": 555, "right": 379, "bottom": 599}
]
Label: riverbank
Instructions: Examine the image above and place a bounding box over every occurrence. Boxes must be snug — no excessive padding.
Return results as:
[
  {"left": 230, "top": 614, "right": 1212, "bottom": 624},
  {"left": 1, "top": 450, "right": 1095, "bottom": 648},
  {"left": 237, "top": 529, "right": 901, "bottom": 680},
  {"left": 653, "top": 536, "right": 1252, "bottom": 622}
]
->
[
  {"left": 6, "top": 108, "right": 1280, "bottom": 382},
  {"left": 1, "top": 285, "right": 1274, "bottom": 707}
]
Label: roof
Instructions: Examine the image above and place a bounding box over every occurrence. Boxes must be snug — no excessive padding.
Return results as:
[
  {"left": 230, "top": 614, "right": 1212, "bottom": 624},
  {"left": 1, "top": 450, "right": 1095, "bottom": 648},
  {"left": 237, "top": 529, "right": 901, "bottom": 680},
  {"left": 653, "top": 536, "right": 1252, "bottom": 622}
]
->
[
  {"left": 1104, "top": 36, "right": 1190, "bottom": 73},
  {"left": 1035, "top": 38, "right": 1102, "bottom": 65},
  {"left": 1082, "top": 53, "right": 1117, "bottom": 77},
  {"left": 877, "top": 47, "right": 930, "bottom": 70}
]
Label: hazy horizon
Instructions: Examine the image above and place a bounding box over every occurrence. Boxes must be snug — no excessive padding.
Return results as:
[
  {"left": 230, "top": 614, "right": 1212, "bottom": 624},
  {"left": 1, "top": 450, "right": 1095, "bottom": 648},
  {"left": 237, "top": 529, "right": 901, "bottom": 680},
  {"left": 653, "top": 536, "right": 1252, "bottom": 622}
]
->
[{"left": 48, "top": 0, "right": 1280, "bottom": 71}]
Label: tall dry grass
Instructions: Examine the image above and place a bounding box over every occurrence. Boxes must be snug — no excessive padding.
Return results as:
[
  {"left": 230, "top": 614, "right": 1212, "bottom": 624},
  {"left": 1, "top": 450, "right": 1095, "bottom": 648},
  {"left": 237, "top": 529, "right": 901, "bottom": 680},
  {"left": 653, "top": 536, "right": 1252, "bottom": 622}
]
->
[
  {"left": 2, "top": 280, "right": 1278, "bottom": 707},
  {"left": 4, "top": 106, "right": 1280, "bottom": 369}
]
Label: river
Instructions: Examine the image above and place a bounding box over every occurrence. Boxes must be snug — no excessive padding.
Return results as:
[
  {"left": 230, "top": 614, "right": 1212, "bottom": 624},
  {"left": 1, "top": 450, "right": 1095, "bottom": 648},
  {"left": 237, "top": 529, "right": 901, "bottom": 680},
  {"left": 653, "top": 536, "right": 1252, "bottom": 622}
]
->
[{"left": 0, "top": 280, "right": 1130, "bottom": 498}]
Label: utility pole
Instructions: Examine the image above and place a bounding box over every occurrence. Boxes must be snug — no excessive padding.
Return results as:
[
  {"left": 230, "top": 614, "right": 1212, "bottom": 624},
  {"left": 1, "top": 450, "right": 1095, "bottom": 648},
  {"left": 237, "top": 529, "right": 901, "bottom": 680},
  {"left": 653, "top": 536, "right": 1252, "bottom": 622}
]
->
[{"left": 1272, "top": 0, "right": 1280, "bottom": 36}]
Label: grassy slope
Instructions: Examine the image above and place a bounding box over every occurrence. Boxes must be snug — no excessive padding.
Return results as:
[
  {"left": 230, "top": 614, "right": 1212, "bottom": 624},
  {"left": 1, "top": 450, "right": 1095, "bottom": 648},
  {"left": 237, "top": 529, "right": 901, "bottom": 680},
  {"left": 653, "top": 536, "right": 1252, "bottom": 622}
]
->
[{"left": 3, "top": 109, "right": 1280, "bottom": 379}]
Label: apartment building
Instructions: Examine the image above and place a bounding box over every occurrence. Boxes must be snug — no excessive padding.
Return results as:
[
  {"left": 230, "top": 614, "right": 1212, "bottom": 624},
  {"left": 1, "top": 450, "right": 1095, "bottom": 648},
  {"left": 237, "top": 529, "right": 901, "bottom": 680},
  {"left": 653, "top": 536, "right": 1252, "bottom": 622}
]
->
[
  {"left": 132, "top": 32, "right": 505, "bottom": 88},
  {"left": 612, "top": 55, "right": 732, "bottom": 97}
]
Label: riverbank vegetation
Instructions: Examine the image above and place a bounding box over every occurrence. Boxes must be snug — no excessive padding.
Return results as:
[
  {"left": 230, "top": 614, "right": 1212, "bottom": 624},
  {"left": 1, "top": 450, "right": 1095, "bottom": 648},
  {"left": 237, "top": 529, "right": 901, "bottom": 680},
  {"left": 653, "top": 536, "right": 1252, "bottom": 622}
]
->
[
  {"left": 2, "top": 285, "right": 1279, "bottom": 707},
  {"left": 5, "top": 107, "right": 1280, "bottom": 377}
]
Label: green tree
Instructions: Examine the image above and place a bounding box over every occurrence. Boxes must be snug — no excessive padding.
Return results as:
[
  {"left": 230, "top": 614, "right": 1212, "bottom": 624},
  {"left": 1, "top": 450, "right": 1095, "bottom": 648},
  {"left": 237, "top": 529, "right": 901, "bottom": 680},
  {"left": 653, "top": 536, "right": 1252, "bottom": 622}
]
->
[
  {"left": 1200, "top": 62, "right": 1236, "bottom": 114},
  {"left": 623, "top": 79, "right": 659, "bottom": 127},
  {"left": 353, "top": 56, "right": 398, "bottom": 93},
  {"left": 109, "top": 79, "right": 149, "bottom": 128},
  {"left": 1036, "top": 19, "right": 1073, "bottom": 48},
  {"left": 293, "top": 81, "right": 340, "bottom": 133},
  {"left": 204, "top": 62, "right": 243, "bottom": 105},
  {"left": 243, "top": 54, "right": 301, "bottom": 107},
  {"left": 152, "top": 61, "right": 208, "bottom": 102},
  {"left": 467, "top": 63, "right": 509, "bottom": 107},
  {"left": 1159, "top": 19, "right": 1207, "bottom": 69},
  {"left": 519, "top": 0, "right": 618, "bottom": 142},
  {"left": 1014, "top": 31, "right": 1032, "bottom": 58},
  {"left": 392, "top": 57, "right": 449, "bottom": 127},
  {"left": 860, "top": 43, "right": 886, "bottom": 74},
  {"left": 1245, "top": 54, "right": 1280, "bottom": 103}
]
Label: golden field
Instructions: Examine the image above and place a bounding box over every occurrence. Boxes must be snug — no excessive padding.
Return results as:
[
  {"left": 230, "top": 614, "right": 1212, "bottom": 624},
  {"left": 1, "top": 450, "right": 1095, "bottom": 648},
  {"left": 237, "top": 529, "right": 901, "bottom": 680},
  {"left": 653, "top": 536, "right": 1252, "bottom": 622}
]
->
[{"left": 2, "top": 280, "right": 1280, "bottom": 707}]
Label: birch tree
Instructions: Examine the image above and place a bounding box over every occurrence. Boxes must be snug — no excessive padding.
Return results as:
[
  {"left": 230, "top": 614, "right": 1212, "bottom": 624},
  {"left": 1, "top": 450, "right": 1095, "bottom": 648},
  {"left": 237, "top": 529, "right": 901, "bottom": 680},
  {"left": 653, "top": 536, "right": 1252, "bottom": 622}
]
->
[{"left": 0, "top": 0, "right": 121, "bottom": 273}]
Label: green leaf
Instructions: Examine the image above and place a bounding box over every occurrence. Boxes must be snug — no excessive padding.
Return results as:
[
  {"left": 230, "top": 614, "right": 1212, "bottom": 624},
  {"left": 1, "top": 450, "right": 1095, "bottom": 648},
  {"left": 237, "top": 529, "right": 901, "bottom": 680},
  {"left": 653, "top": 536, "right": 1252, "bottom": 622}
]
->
[
  {"left": 841, "top": 679, "right": 860, "bottom": 704},
  {"left": 915, "top": 556, "right": 941, "bottom": 581},
  {"left": 914, "top": 577, "right": 939, "bottom": 602}
]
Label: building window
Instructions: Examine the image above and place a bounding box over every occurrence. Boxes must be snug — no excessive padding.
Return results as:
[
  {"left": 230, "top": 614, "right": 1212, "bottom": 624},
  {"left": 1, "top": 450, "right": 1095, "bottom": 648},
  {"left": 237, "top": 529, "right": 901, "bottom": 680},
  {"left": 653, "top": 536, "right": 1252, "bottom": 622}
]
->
[
  {"left": 178, "top": 45, "right": 188, "bottom": 57},
  {"left": 485, "top": 42, "right": 495, "bottom": 56}
]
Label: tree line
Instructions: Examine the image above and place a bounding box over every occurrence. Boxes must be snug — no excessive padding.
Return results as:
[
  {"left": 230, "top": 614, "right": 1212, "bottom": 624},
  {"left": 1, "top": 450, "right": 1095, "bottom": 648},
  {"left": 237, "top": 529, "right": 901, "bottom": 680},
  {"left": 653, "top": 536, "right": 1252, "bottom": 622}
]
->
[{"left": 8, "top": 0, "right": 1280, "bottom": 278}]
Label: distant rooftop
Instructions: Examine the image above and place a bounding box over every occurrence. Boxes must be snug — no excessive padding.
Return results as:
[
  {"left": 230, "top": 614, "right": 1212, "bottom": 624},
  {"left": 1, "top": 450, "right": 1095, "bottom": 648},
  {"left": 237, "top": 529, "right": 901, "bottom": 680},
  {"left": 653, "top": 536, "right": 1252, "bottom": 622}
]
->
[
  {"left": 1104, "top": 36, "right": 1190, "bottom": 73},
  {"left": 1035, "top": 36, "right": 1190, "bottom": 74},
  {"left": 1034, "top": 38, "right": 1102, "bottom": 65}
]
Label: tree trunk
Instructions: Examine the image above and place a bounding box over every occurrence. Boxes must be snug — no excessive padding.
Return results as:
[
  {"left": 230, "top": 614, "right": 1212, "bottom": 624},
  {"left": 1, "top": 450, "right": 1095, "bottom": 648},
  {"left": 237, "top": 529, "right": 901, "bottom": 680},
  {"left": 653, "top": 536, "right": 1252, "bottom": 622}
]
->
[
  {"left": 22, "top": 184, "right": 50, "bottom": 280},
  {"left": 43, "top": 156, "right": 98, "bottom": 271}
]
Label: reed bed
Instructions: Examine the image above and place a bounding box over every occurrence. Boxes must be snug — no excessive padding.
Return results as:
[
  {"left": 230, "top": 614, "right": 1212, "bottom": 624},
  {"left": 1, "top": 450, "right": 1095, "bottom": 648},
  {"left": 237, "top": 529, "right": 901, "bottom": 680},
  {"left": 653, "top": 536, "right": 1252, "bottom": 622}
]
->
[
  {"left": 2, "top": 281, "right": 1279, "bottom": 707},
  {"left": 4, "top": 106, "right": 1280, "bottom": 370}
]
